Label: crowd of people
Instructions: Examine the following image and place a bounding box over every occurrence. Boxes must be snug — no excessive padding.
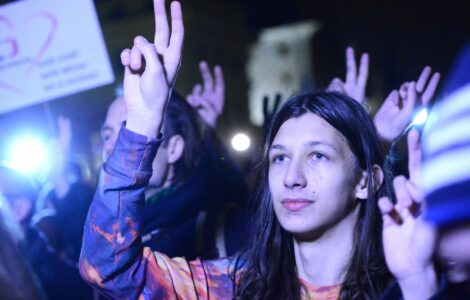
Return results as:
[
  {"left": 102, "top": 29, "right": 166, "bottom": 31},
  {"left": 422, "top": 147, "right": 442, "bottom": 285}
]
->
[{"left": 1, "top": 0, "right": 470, "bottom": 299}]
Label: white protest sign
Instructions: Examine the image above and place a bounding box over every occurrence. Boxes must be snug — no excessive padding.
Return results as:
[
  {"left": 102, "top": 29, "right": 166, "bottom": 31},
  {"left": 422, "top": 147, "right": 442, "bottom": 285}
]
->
[{"left": 0, "top": 0, "right": 114, "bottom": 114}]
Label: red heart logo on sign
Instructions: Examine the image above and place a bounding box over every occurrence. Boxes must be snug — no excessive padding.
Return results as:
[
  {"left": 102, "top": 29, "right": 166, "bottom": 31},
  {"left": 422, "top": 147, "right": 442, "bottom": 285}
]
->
[{"left": 0, "top": 12, "right": 58, "bottom": 95}]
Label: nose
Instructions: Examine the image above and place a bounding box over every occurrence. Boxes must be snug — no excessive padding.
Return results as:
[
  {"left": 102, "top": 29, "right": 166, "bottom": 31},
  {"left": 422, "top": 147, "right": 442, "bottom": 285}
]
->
[{"left": 283, "top": 159, "right": 306, "bottom": 189}]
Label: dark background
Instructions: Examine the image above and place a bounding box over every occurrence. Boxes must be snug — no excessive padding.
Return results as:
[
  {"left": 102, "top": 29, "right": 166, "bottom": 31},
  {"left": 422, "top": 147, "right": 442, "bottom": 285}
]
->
[{"left": 1, "top": 0, "right": 469, "bottom": 178}]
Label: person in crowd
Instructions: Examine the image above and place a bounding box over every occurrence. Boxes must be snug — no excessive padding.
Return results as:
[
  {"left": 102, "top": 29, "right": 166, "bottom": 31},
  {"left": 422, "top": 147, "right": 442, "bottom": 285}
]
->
[
  {"left": 36, "top": 116, "right": 94, "bottom": 264},
  {"left": 100, "top": 68, "right": 248, "bottom": 259},
  {"left": 0, "top": 207, "right": 45, "bottom": 300},
  {"left": 79, "top": 1, "right": 443, "bottom": 298},
  {"left": 0, "top": 164, "right": 92, "bottom": 300},
  {"left": 379, "top": 123, "right": 470, "bottom": 298},
  {"left": 419, "top": 43, "right": 470, "bottom": 293}
]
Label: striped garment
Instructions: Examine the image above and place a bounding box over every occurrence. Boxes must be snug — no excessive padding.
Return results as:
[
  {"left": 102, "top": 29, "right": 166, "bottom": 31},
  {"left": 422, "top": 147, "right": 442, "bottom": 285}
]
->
[{"left": 422, "top": 83, "right": 470, "bottom": 226}]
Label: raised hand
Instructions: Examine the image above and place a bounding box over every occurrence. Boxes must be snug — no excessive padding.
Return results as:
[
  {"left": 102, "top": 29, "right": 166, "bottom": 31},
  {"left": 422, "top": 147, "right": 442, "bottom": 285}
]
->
[
  {"left": 374, "top": 67, "right": 440, "bottom": 143},
  {"left": 379, "top": 130, "right": 438, "bottom": 299},
  {"left": 186, "top": 61, "right": 224, "bottom": 128},
  {"left": 120, "top": 0, "right": 184, "bottom": 137},
  {"left": 48, "top": 116, "right": 73, "bottom": 199},
  {"left": 327, "top": 47, "right": 369, "bottom": 104},
  {"left": 49, "top": 116, "right": 71, "bottom": 173}
]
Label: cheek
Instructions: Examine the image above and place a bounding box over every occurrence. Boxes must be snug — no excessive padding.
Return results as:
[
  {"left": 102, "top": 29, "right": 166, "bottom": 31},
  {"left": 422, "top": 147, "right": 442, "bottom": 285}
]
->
[
  {"left": 312, "top": 165, "right": 356, "bottom": 198},
  {"left": 440, "top": 227, "right": 470, "bottom": 262},
  {"left": 268, "top": 169, "right": 280, "bottom": 198}
]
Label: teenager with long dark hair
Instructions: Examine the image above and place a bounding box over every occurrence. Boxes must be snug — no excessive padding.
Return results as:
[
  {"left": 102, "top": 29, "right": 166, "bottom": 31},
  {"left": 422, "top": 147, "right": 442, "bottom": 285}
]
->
[{"left": 79, "top": 0, "right": 440, "bottom": 298}]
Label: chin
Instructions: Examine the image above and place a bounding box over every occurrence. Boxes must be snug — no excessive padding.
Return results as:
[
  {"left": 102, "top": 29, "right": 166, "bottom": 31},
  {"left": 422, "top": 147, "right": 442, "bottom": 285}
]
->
[{"left": 277, "top": 215, "right": 319, "bottom": 236}]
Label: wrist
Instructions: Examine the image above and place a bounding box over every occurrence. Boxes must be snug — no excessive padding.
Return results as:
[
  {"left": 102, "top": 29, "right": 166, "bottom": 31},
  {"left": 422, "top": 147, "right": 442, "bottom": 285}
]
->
[
  {"left": 126, "top": 109, "right": 163, "bottom": 138},
  {"left": 398, "top": 265, "right": 438, "bottom": 300}
]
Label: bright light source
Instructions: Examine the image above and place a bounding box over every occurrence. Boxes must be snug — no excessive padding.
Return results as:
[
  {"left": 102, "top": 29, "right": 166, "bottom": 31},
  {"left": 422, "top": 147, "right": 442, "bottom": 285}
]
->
[
  {"left": 7, "top": 136, "right": 49, "bottom": 175},
  {"left": 231, "top": 133, "right": 251, "bottom": 152},
  {"left": 412, "top": 108, "right": 428, "bottom": 126}
]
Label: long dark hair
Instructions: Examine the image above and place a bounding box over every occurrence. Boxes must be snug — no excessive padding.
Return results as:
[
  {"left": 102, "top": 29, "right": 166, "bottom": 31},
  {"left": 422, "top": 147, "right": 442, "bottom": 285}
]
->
[
  {"left": 235, "top": 92, "right": 391, "bottom": 299},
  {"left": 163, "top": 92, "right": 203, "bottom": 184}
]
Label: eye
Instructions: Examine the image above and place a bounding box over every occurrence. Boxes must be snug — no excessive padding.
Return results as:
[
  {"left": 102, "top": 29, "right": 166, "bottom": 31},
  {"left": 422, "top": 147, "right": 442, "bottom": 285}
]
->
[
  {"left": 101, "top": 132, "right": 111, "bottom": 142},
  {"left": 271, "top": 154, "right": 287, "bottom": 164},
  {"left": 310, "top": 152, "right": 327, "bottom": 161}
]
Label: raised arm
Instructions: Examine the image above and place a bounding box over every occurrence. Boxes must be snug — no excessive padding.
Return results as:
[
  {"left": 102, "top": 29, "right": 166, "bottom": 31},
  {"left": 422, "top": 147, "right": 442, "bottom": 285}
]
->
[
  {"left": 79, "top": 0, "right": 190, "bottom": 298},
  {"left": 122, "top": 0, "right": 184, "bottom": 137},
  {"left": 374, "top": 67, "right": 440, "bottom": 143},
  {"left": 379, "top": 129, "right": 439, "bottom": 299}
]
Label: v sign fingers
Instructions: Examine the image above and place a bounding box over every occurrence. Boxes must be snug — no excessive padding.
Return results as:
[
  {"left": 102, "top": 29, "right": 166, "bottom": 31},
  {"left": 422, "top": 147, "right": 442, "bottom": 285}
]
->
[
  {"left": 342, "top": 47, "right": 369, "bottom": 104},
  {"left": 152, "top": 0, "right": 184, "bottom": 84},
  {"left": 123, "top": 1, "right": 185, "bottom": 138},
  {"left": 415, "top": 66, "right": 440, "bottom": 106},
  {"left": 187, "top": 61, "right": 225, "bottom": 128},
  {"left": 416, "top": 66, "right": 432, "bottom": 93}
]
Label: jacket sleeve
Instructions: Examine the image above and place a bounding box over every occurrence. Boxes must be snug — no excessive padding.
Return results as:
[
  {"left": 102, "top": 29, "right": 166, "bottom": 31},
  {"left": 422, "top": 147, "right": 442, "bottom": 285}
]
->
[{"left": 78, "top": 126, "right": 201, "bottom": 299}]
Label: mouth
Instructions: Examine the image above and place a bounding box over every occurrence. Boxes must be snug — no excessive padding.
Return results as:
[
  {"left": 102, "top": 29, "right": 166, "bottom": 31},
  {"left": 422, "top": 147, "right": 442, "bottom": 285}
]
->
[{"left": 281, "top": 198, "right": 314, "bottom": 212}]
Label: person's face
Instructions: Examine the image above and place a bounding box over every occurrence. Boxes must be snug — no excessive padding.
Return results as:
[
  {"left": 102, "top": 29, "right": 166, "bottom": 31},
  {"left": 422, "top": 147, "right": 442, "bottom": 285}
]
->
[
  {"left": 0, "top": 176, "right": 33, "bottom": 225},
  {"left": 101, "top": 97, "right": 127, "bottom": 162},
  {"left": 438, "top": 223, "right": 470, "bottom": 283},
  {"left": 268, "top": 112, "right": 363, "bottom": 238}
]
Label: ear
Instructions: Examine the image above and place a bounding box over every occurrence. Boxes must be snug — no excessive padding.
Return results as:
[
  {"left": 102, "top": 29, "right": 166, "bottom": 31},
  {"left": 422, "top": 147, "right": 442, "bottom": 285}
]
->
[
  {"left": 354, "top": 164, "right": 384, "bottom": 200},
  {"left": 166, "top": 135, "right": 185, "bottom": 164}
]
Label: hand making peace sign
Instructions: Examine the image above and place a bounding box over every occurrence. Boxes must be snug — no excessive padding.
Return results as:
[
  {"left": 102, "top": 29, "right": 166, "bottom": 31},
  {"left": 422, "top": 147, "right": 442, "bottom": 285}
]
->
[{"left": 120, "top": 0, "right": 184, "bottom": 138}]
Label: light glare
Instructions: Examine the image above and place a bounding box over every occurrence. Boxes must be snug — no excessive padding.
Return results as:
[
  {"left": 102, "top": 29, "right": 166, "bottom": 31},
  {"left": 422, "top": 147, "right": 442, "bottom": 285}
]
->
[
  {"left": 231, "top": 133, "right": 251, "bottom": 152},
  {"left": 8, "top": 136, "right": 48, "bottom": 174},
  {"left": 412, "top": 108, "right": 428, "bottom": 126}
]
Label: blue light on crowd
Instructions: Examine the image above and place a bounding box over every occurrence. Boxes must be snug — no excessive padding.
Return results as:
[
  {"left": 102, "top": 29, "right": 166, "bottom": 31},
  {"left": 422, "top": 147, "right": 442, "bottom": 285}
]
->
[{"left": 7, "top": 136, "right": 49, "bottom": 175}]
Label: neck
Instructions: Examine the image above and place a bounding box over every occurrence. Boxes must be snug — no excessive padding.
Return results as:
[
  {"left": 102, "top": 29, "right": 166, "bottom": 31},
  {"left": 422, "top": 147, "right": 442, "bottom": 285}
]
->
[
  {"left": 294, "top": 205, "right": 359, "bottom": 286},
  {"left": 145, "top": 166, "right": 174, "bottom": 198}
]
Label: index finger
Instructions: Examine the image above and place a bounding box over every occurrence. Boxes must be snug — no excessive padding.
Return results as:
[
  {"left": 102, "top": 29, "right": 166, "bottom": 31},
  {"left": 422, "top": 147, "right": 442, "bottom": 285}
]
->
[
  {"left": 345, "top": 47, "right": 357, "bottom": 85},
  {"left": 166, "top": 1, "right": 184, "bottom": 71},
  {"left": 421, "top": 72, "right": 441, "bottom": 105},
  {"left": 214, "top": 65, "right": 225, "bottom": 113},
  {"left": 200, "top": 61, "right": 214, "bottom": 92},
  {"left": 153, "top": 0, "right": 170, "bottom": 51},
  {"left": 407, "top": 129, "right": 421, "bottom": 184},
  {"left": 214, "top": 65, "right": 225, "bottom": 95},
  {"left": 416, "top": 66, "right": 431, "bottom": 93},
  {"left": 357, "top": 53, "right": 369, "bottom": 92}
]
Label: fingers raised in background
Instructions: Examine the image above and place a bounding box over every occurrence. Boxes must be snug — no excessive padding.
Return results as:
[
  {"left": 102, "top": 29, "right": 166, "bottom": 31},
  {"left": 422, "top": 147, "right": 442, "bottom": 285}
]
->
[
  {"left": 327, "top": 47, "right": 369, "bottom": 104},
  {"left": 186, "top": 61, "right": 225, "bottom": 128},
  {"left": 346, "top": 47, "right": 369, "bottom": 102}
]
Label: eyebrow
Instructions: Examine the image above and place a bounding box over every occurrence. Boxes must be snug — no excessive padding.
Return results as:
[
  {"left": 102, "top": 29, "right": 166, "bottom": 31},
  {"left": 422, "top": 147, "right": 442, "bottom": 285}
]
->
[
  {"left": 270, "top": 141, "right": 338, "bottom": 152},
  {"left": 100, "top": 125, "right": 113, "bottom": 133}
]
